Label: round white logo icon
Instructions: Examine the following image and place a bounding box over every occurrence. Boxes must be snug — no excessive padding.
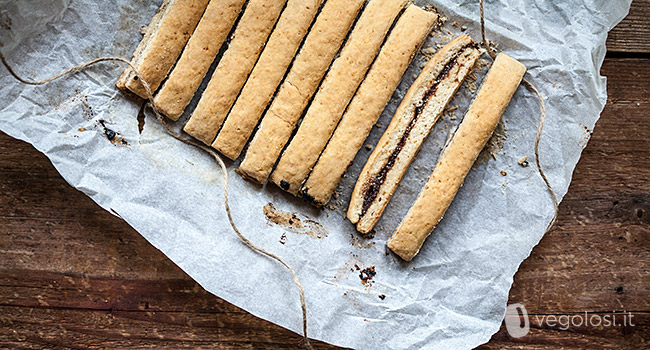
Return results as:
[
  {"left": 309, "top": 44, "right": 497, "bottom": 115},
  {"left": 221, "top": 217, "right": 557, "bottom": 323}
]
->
[{"left": 505, "top": 303, "right": 530, "bottom": 338}]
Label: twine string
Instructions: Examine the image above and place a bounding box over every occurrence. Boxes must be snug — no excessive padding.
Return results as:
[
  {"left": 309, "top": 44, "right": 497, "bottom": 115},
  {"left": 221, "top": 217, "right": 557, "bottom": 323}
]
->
[
  {"left": 0, "top": 53, "right": 313, "bottom": 350},
  {"left": 479, "top": 0, "right": 558, "bottom": 232}
]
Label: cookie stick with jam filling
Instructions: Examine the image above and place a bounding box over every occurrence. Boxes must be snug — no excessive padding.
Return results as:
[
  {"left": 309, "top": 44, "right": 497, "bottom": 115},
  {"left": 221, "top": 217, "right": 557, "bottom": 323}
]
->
[
  {"left": 388, "top": 53, "right": 526, "bottom": 261},
  {"left": 347, "top": 35, "right": 482, "bottom": 233}
]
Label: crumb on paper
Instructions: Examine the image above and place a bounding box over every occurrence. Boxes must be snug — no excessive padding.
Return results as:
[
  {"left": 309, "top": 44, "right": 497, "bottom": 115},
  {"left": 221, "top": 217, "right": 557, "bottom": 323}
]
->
[
  {"left": 263, "top": 203, "right": 328, "bottom": 239},
  {"left": 98, "top": 119, "right": 128, "bottom": 146},
  {"left": 279, "top": 233, "right": 287, "bottom": 245},
  {"left": 500, "top": 170, "right": 507, "bottom": 176},
  {"left": 518, "top": 156, "right": 529, "bottom": 167},
  {"left": 349, "top": 233, "right": 375, "bottom": 249},
  {"left": 359, "top": 266, "right": 376, "bottom": 286},
  {"left": 378, "top": 294, "right": 386, "bottom": 300},
  {"left": 264, "top": 203, "right": 303, "bottom": 228}
]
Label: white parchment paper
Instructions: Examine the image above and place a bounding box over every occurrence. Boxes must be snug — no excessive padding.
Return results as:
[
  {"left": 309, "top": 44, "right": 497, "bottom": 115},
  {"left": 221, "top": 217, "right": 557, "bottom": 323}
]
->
[{"left": 0, "top": 0, "right": 631, "bottom": 348}]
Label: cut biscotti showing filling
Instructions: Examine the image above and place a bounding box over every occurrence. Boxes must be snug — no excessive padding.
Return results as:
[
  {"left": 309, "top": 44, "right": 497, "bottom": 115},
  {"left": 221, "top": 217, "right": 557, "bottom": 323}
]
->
[
  {"left": 348, "top": 35, "right": 482, "bottom": 234},
  {"left": 117, "top": 0, "right": 210, "bottom": 99},
  {"left": 300, "top": 5, "right": 438, "bottom": 207},
  {"left": 387, "top": 53, "right": 526, "bottom": 261}
]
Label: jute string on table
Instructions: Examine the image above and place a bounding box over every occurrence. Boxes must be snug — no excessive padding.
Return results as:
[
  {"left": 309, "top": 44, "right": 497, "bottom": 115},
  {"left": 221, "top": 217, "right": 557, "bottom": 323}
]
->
[
  {"left": 0, "top": 1, "right": 558, "bottom": 347},
  {"left": 0, "top": 53, "right": 313, "bottom": 350}
]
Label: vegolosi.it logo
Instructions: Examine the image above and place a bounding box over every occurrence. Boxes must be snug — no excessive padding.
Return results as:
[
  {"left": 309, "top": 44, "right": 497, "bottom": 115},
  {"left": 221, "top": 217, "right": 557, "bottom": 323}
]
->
[
  {"left": 504, "top": 303, "right": 636, "bottom": 338},
  {"left": 504, "top": 303, "right": 530, "bottom": 338}
]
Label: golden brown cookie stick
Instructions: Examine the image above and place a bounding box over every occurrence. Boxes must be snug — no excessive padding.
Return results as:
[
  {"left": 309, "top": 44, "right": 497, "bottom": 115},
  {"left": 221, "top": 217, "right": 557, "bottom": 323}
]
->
[
  {"left": 269, "top": 0, "right": 409, "bottom": 195},
  {"left": 153, "top": 0, "right": 246, "bottom": 121},
  {"left": 183, "top": 0, "right": 288, "bottom": 145},
  {"left": 212, "top": 0, "right": 324, "bottom": 160},
  {"left": 237, "top": 0, "right": 366, "bottom": 184},
  {"left": 387, "top": 53, "right": 526, "bottom": 261},
  {"left": 302, "top": 6, "right": 440, "bottom": 206},
  {"left": 347, "top": 35, "right": 482, "bottom": 233},
  {"left": 117, "top": 0, "right": 210, "bottom": 98}
]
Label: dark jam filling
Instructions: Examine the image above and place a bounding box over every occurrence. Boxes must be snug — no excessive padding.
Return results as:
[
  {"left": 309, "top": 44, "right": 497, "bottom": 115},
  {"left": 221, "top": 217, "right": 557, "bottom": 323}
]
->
[{"left": 360, "top": 43, "right": 479, "bottom": 217}]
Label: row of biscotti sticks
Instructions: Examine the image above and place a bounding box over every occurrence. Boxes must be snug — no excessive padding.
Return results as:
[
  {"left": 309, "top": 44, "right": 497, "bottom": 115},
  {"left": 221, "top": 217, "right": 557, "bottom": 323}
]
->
[{"left": 118, "top": 0, "right": 526, "bottom": 261}]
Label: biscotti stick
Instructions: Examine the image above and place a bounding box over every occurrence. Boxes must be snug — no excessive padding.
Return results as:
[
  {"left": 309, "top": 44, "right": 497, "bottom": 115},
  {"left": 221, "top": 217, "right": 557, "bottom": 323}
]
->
[
  {"left": 269, "top": 0, "right": 409, "bottom": 195},
  {"left": 153, "top": 0, "right": 246, "bottom": 121},
  {"left": 117, "top": 0, "right": 210, "bottom": 98},
  {"left": 212, "top": 0, "right": 324, "bottom": 160},
  {"left": 237, "top": 0, "right": 366, "bottom": 184},
  {"left": 347, "top": 35, "right": 482, "bottom": 232},
  {"left": 302, "top": 7, "right": 440, "bottom": 206},
  {"left": 183, "top": 0, "right": 288, "bottom": 145},
  {"left": 387, "top": 53, "right": 526, "bottom": 261}
]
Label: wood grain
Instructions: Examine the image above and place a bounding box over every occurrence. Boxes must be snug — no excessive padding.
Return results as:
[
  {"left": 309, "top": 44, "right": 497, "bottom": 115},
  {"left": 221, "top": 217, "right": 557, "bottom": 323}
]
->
[
  {"left": 1, "top": 11, "right": 649, "bottom": 350},
  {"left": 606, "top": 0, "right": 650, "bottom": 54}
]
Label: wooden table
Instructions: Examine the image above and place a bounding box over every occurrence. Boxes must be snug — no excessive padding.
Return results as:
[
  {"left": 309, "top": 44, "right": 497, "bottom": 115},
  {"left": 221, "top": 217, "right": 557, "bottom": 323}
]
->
[{"left": 1, "top": 2, "right": 648, "bottom": 348}]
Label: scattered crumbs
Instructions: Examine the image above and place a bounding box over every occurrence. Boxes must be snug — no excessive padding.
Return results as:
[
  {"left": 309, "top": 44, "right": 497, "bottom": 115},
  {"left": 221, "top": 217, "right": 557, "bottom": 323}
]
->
[
  {"left": 359, "top": 266, "right": 376, "bottom": 286},
  {"left": 500, "top": 170, "right": 507, "bottom": 176},
  {"left": 491, "top": 152, "right": 497, "bottom": 160},
  {"left": 78, "top": 128, "right": 86, "bottom": 132},
  {"left": 0, "top": 11, "right": 12, "bottom": 31},
  {"left": 461, "top": 25, "right": 467, "bottom": 31},
  {"left": 518, "top": 156, "right": 529, "bottom": 167},
  {"left": 473, "top": 58, "right": 490, "bottom": 73},
  {"left": 279, "top": 233, "right": 287, "bottom": 245},
  {"left": 378, "top": 294, "right": 386, "bottom": 300},
  {"left": 413, "top": 166, "right": 419, "bottom": 170},
  {"left": 443, "top": 104, "right": 459, "bottom": 121},
  {"left": 463, "top": 79, "right": 478, "bottom": 93},
  {"left": 421, "top": 46, "right": 437, "bottom": 57},
  {"left": 365, "top": 144, "right": 373, "bottom": 151},
  {"left": 349, "top": 233, "right": 375, "bottom": 249},
  {"left": 139, "top": 25, "right": 147, "bottom": 35},
  {"left": 263, "top": 203, "right": 328, "bottom": 239},
  {"left": 424, "top": 5, "right": 446, "bottom": 30}
]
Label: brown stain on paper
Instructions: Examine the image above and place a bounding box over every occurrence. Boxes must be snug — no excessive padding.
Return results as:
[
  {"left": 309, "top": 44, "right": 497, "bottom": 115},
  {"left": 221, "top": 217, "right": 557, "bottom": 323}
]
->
[{"left": 263, "top": 203, "right": 328, "bottom": 240}]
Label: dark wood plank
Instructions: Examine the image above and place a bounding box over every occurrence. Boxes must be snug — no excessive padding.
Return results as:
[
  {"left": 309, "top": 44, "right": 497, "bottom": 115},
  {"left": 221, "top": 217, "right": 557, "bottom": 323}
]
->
[{"left": 606, "top": 0, "right": 650, "bottom": 54}]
